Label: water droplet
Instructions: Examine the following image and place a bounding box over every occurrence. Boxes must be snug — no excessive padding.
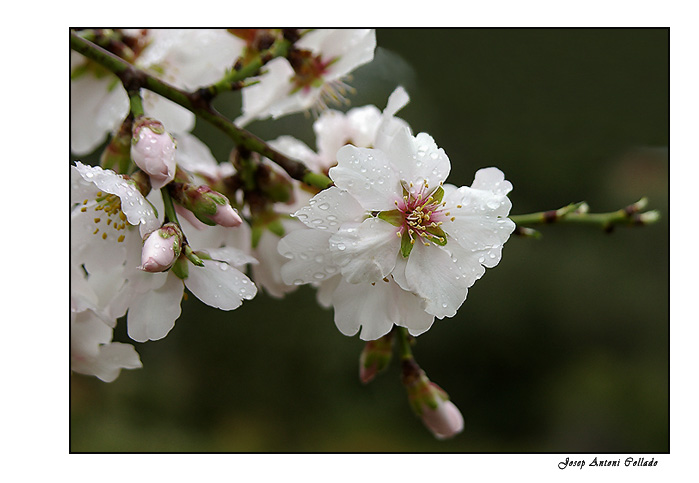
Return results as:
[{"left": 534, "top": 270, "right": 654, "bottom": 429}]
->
[
  {"left": 326, "top": 215, "right": 337, "bottom": 221},
  {"left": 318, "top": 203, "right": 329, "bottom": 210},
  {"left": 336, "top": 243, "right": 346, "bottom": 251},
  {"left": 313, "top": 272, "right": 325, "bottom": 280},
  {"left": 487, "top": 200, "right": 501, "bottom": 210},
  {"left": 219, "top": 264, "right": 229, "bottom": 270},
  {"left": 293, "top": 279, "right": 304, "bottom": 286}
]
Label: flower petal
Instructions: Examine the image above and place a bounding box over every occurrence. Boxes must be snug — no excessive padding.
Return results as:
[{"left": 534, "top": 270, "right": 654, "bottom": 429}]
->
[
  {"left": 471, "top": 167, "right": 513, "bottom": 196},
  {"left": 386, "top": 130, "right": 450, "bottom": 192},
  {"left": 331, "top": 278, "right": 398, "bottom": 340},
  {"left": 185, "top": 260, "right": 256, "bottom": 310},
  {"left": 442, "top": 186, "right": 515, "bottom": 251},
  {"left": 278, "top": 229, "right": 338, "bottom": 285},
  {"left": 329, "top": 218, "right": 400, "bottom": 284},
  {"left": 127, "top": 273, "right": 184, "bottom": 342},
  {"left": 293, "top": 186, "right": 366, "bottom": 232},
  {"left": 404, "top": 242, "right": 471, "bottom": 319},
  {"left": 74, "top": 162, "right": 160, "bottom": 237},
  {"left": 331, "top": 145, "right": 401, "bottom": 211}
]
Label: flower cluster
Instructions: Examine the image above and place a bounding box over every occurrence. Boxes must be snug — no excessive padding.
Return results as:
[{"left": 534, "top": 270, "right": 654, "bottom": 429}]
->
[{"left": 70, "top": 28, "right": 518, "bottom": 439}]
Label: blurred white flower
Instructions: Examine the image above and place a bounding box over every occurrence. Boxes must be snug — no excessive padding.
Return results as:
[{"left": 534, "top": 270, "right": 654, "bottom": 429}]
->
[
  {"left": 71, "top": 29, "right": 244, "bottom": 155},
  {"left": 236, "top": 29, "right": 376, "bottom": 126}
]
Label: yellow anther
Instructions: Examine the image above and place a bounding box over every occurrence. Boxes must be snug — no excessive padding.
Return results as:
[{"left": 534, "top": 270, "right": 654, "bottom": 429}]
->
[
  {"left": 80, "top": 207, "right": 87, "bottom": 212},
  {"left": 94, "top": 218, "right": 101, "bottom": 223},
  {"left": 102, "top": 233, "right": 107, "bottom": 240},
  {"left": 457, "top": 204, "right": 462, "bottom": 208},
  {"left": 117, "top": 234, "right": 125, "bottom": 243},
  {"left": 119, "top": 212, "right": 127, "bottom": 221},
  {"left": 450, "top": 217, "right": 455, "bottom": 222},
  {"left": 82, "top": 199, "right": 88, "bottom": 205}
]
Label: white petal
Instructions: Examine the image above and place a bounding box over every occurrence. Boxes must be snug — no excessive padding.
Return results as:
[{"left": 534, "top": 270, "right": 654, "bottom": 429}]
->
[
  {"left": 91, "top": 342, "right": 143, "bottom": 382},
  {"left": 404, "top": 242, "right": 471, "bottom": 319},
  {"left": 442, "top": 186, "right": 516, "bottom": 251},
  {"left": 393, "top": 285, "right": 436, "bottom": 337},
  {"left": 471, "top": 167, "right": 513, "bottom": 196},
  {"left": 294, "top": 186, "right": 366, "bottom": 232},
  {"left": 331, "top": 278, "right": 398, "bottom": 340},
  {"left": 322, "top": 29, "right": 376, "bottom": 79},
  {"left": 127, "top": 273, "right": 184, "bottom": 342},
  {"left": 278, "top": 229, "right": 338, "bottom": 285},
  {"left": 206, "top": 246, "right": 258, "bottom": 268},
  {"left": 251, "top": 224, "right": 298, "bottom": 298},
  {"left": 74, "top": 162, "right": 160, "bottom": 237},
  {"left": 174, "top": 132, "right": 224, "bottom": 178},
  {"left": 331, "top": 145, "right": 401, "bottom": 211},
  {"left": 142, "top": 90, "right": 195, "bottom": 134},
  {"left": 315, "top": 274, "right": 341, "bottom": 308},
  {"left": 70, "top": 73, "right": 129, "bottom": 155},
  {"left": 385, "top": 86, "right": 410, "bottom": 118},
  {"left": 387, "top": 130, "right": 450, "bottom": 192},
  {"left": 329, "top": 218, "right": 400, "bottom": 284},
  {"left": 185, "top": 260, "right": 256, "bottom": 310},
  {"left": 236, "top": 57, "right": 295, "bottom": 126},
  {"left": 269, "top": 135, "right": 320, "bottom": 170}
]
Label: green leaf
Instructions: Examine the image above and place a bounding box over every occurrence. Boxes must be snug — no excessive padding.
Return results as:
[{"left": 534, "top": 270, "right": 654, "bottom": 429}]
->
[
  {"left": 377, "top": 209, "right": 404, "bottom": 227},
  {"left": 430, "top": 186, "right": 445, "bottom": 204},
  {"left": 400, "top": 231, "right": 414, "bottom": 258}
]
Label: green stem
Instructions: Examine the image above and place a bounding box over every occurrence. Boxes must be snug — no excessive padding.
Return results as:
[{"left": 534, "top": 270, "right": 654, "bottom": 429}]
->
[
  {"left": 510, "top": 198, "right": 660, "bottom": 232},
  {"left": 128, "top": 90, "right": 144, "bottom": 118},
  {"left": 70, "top": 30, "right": 333, "bottom": 191},
  {"left": 160, "top": 187, "right": 179, "bottom": 225},
  {"left": 201, "top": 38, "right": 291, "bottom": 98},
  {"left": 396, "top": 327, "right": 414, "bottom": 361}
]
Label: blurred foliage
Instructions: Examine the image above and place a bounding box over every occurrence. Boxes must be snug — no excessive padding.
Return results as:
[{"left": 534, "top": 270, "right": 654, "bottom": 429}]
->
[{"left": 70, "top": 28, "right": 668, "bottom": 453}]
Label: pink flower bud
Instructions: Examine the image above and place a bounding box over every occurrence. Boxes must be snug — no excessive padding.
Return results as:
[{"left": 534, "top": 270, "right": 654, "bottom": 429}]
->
[
  {"left": 139, "top": 224, "right": 183, "bottom": 272},
  {"left": 420, "top": 399, "right": 464, "bottom": 440},
  {"left": 131, "top": 117, "right": 177, "bottom": 190},
  {"left": 359, "top": 332, "right": 394, "bottom": 384},
  {"left": 210, "top": 203, "right": 243, "bottom": 227}
]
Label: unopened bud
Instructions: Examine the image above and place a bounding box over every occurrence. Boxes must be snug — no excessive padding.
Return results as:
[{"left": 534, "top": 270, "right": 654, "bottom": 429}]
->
[
  {"left": 169, "top": 182, "right": 242, "bottom": 227},
  {"left": 420, "top": 398, "right": 465, "bottom": 441},
  {"left": 210, "top": 202, "right": 243, "bottom": 227},
  {"left": 139, "top": 223, "right": 183, "bottom": 272},
  {"left": 131, "top": 117, "right": 177, "bottom": 190},
  {"left": 402, "top": 359, "right": 464, "bottom": 440},
  {"left": 359, "top": 332, "right": 394, "bottom": 384}
]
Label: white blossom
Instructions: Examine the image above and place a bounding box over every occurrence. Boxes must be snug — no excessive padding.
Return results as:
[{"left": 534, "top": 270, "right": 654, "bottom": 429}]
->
[
  {"left": 71, "top": 29, "right": 244, "bottom": 155},
  {"left": 236, "top": 29, "right": 376, "bottom": 126},
  {"left": 278, "top": 114, "right": 515, "bottom": 339}
]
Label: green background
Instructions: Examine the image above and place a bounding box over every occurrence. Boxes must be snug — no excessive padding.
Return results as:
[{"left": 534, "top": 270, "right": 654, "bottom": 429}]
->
[{"left": 70, "top": 28, "right": 669, "bottom": 452}]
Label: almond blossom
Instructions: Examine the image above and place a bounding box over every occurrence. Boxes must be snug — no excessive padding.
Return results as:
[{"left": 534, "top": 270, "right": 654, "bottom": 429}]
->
[
  {"left": 278, "top": 106, "right": 515, "bottom": 340},
  {"left": 71, "top": 29, "right": 244, "bottom": 155},
  {"left": 236, "top": 29, "right": 376, "bottom": 126}
]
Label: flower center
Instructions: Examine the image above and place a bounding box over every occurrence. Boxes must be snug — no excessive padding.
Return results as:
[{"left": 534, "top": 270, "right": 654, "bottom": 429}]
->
[
  {"left": 377, "top": 182, "right": 449, "bottom": 257},
  {"left": 398, "top": 189, "right": 447, "bottom": 246},
  {"left": 79, "top": 191, "right": 128, "bottom": 242}
]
